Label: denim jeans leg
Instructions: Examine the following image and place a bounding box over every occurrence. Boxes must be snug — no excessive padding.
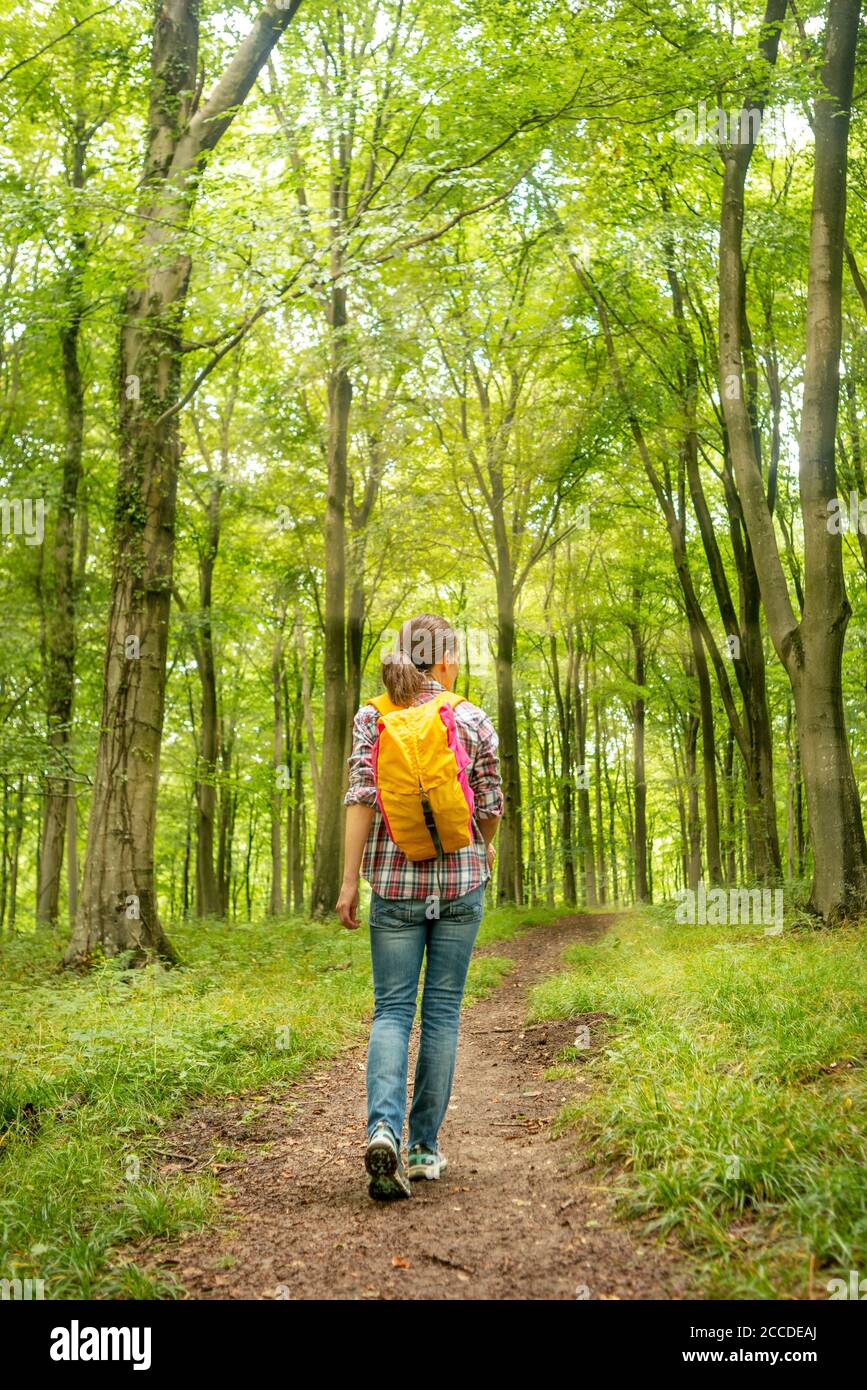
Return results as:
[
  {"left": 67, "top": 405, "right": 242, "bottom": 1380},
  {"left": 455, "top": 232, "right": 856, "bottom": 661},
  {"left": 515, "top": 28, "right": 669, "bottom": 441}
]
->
[
  {"left": 407, "top": 884, "right": 484, "bottom": 1151},
  {"left": 367, "top": 897, "right": 427, "bottom": 1150}
]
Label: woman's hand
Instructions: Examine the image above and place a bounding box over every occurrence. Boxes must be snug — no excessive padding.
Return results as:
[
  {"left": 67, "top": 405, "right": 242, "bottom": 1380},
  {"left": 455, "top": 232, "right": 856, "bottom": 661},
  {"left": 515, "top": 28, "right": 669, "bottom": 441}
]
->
[
  {"left": 336, "top": 879, "right": 360, "bottom": 929},
  {"left": 486, "top": 841, "right": 496, "bottom": 874}
]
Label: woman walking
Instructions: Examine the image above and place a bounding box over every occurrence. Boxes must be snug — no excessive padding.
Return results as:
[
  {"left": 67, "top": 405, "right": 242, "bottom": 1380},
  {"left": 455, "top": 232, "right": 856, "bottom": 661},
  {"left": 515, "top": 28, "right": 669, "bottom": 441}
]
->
[{"left": 336, "top": 614, "right": 503, "bottom": 1200}]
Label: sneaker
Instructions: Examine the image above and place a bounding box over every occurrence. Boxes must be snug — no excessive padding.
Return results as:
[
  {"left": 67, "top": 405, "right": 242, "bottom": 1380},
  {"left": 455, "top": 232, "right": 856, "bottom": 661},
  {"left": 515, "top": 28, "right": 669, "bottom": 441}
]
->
[
  {"left": 407, "top": 1143, "right": 448, "bottom": 1181},
  {"left": 365, "top": 1122, "right": 412, "bottom": 1201}
]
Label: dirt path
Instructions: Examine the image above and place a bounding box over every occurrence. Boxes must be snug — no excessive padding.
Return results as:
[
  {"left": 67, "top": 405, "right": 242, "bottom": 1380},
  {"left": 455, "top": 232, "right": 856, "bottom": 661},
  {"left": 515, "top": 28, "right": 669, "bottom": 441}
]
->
[{"left": 139, "top": 913, "right": 693, "bottom": 1300}]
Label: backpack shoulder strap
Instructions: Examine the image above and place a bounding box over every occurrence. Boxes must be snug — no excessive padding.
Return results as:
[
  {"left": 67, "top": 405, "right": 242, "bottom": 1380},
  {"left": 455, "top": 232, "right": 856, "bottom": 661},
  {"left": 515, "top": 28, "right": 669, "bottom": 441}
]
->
[
  {"left": 369, "top": 691, "right": 401, "bottom": 715},
  {"left": 370, "top": 690, "right": 465, "bottom": 714}
]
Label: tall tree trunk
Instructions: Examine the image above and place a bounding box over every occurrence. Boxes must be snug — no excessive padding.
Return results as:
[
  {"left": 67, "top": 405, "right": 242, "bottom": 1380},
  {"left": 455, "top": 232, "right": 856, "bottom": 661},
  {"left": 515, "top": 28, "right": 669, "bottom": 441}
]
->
[
  {"left": 672, "top": 733, "right": 689, "bottom": 890},
  {"left": 688, "top": 619, "right": 722, "bottom": 885},
  {"left": 629, "top": 596, "right": 650, "bottom": 902},
  {"left": 270, "top": 627, "right": 284, "bottom": 917},
  {"left": 603, "top": 719, "right": 620, "bottom": 903},
  {"left": 723, "top": 726, "right": 737, "bottom": 884},
  {"left": 719, "top": 0, "right": 867, "bottom": 920},
  {"left": 0, "top": 778, "right": 8, "bottom": 931},
  {"left": 549, "top": 632, "right": 575, "bottom": 903},
  {"left": 37, "top": 190, "right": 86, "bottom": 927},
  {"left": 593, "top": 694, "right": 607, "bottom": 904},
  {"left": 8, "top": 775, "right": 25, "bottom": 930},
  {"left": 195, "top": 484, "right": 221, "bottom": 917},
  {"left": 64, "top": 0, "right": 302, "bottom": 964},
  {"left": 311, "top": 281, "right": 351, "bottom": 916},
  {"left": 217, "top": 716, "right": 235, "bottom": 917},
  {"left": 292, "top": 678, "right": 305, "bottom": 913},
  {"left": 66, "top": 791, "right": 78, "bottom": 922},
  {"left": 541, "top": 718, "right": 555, "bottom": 906},
  {"left": 245, "top": 801, "right": 256, "bottom": 922},
  {"left": 682, "top": 661, "right": 702, "bottom": 891},
  {"left": 182, "top": 791, "right": 192, "bottom": 920},
  {"left": 572, "top": 640, "right": 597, "bottom": 907},
  {"left": 295, "top": 607, "right": 320, "bottom": 805},
  {"left": 495, "top": 571, "right": 523, "bottom": 904},
  {"left": 524, "top": 698, "right": 538, "bottom": 906}
]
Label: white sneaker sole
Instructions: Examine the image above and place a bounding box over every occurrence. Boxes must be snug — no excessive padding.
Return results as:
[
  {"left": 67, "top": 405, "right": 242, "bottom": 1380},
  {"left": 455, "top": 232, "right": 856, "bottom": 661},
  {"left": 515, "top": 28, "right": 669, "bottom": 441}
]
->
[{"left": 365, "top": 1136, "right": 412, "bottom": 1200}]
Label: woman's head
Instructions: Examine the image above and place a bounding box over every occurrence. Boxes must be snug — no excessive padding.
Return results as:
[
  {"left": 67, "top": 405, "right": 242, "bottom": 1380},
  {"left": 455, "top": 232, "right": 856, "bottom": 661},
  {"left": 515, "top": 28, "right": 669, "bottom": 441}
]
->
[{"left": 381, "top": 614, "right": 460, "bottom": 706}]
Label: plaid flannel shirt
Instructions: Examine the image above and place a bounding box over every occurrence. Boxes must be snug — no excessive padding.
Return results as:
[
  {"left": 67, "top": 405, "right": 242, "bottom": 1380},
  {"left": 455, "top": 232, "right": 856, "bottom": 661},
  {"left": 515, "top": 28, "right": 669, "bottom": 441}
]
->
[{"left": 344, "top": 678, "right": 504, "bottom": 900}]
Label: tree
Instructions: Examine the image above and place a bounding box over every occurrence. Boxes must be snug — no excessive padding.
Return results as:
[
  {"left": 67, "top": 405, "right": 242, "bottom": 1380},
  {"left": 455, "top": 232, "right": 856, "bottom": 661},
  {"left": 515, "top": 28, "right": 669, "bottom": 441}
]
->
[
  {"left": 718, "top": 0, "right": 867, "bottom": 920},
  {"left": 64, "top": 1, "right": 303, "bottom": 964}
]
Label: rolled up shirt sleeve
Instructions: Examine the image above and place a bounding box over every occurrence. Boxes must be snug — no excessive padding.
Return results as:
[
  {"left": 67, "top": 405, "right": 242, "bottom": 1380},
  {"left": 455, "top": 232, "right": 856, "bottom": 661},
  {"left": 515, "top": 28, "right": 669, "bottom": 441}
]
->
[
  {"left": 471, "top": 713, "right": 504, "bottom": 820},
  {"left": 344, "top": 706, "right": 378, "bottom": 807}
]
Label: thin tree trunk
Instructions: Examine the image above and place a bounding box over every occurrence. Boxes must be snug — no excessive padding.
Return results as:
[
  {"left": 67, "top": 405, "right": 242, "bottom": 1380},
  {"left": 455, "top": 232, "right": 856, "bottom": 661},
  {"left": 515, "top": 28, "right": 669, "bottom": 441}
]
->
[
  {"left": 37, "top": 149, "right": 86, "bottom": 927},
  {"left": 629, "top": 596, "right": 650, "bottom": 902},
  {"left": 8, "top": 775, "right": 25, "bottom": 930},
  {"left": 195, "top": 484, "right": 221, "bottom": 918},
  {"left": 495, "top": 572, "right": 523, "bottom": 904},
  {"left": 603, "top": 720, "right": 620, "bottom": 903},
  {"left": 524, "top": 698, "right": 538, "bottom": 906},
  {"left": 541, "top": 718, "right": 555, "bottom": 906},
  {"left": 292, "top": 692, "right": 305, "bottom": 912},
  {"left": 311, "top": 274, "right": 352, "bottom": 916},
  {"left": 66, "top": 790, "right": 78, "bottom": 922},
  {"left": 0, "top": 778, "right": 8, "bottom": 931},
  {"left": 593, "top": 694, "right": 607, "bottom": 905},
  {"left": 724, "top": 726, "right": 737, "bottom": 885},
  {"left": 270, "top": 626, "right": 284, "bottom": 917},
  {"left": 573, "top": 639, "right": 597, "bottom": 907},
  {"left": 295, "top": 607, "right": 320, "bottom": 806},
  {"left": 182, "top": 791, "right": 192, "bottom": 920},
  {"left": 689, "top": 620, "right": 722, "bottom": 885},
  {"left": 549, "top": 631, "right": 575, "bottom": 904}
]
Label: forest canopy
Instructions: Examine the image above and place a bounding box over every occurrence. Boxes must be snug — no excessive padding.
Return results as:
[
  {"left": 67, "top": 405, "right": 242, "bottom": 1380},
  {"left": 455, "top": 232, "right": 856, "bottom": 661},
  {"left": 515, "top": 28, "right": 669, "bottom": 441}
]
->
[{"left": 1, "top": 0, "right": 867, "bottom": 960}]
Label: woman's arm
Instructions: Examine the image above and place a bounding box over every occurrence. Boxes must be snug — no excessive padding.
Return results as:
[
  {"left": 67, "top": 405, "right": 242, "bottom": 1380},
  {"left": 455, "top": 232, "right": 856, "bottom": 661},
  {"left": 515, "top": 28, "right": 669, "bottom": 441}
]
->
[
  {"left": 336, "top": 804, "right": 374, "bottom": 928},
  {"left": 469, "top": 709, "right": 503, "bottom": 874},
  {"left": 337, "top": 705, "right": 378, "bottom": 927}
]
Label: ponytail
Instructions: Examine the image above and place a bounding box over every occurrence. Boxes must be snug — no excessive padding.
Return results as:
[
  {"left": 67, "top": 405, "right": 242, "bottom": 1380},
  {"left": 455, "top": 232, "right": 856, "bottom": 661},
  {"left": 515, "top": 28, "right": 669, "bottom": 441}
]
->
[
  {"left": 381, "top": 651, "right": 427, "bottom": 706},
  {"left": 380, "top": 613, "right": 459, "bottom": 707}
]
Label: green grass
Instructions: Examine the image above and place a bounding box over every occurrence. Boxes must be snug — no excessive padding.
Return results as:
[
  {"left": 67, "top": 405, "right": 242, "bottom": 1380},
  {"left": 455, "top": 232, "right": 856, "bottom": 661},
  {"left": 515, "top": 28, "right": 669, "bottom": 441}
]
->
[
  {"left": 527, "top": 903, "right": 867, "bottom": 1298},
  {"left": 0, "top": 901, "right": 559, "bottom": 1299}
]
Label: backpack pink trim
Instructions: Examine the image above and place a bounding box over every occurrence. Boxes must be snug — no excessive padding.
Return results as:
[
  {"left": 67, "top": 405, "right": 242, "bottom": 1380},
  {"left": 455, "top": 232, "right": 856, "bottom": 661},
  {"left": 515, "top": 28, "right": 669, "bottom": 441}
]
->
[{"left": 438, "top": 702, "right": 475, "bottom": 838}]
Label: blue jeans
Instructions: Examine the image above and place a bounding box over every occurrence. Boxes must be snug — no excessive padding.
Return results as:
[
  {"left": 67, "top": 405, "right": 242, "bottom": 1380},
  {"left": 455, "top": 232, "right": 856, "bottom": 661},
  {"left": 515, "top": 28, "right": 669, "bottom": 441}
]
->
[{"left": 366, "top": 882, "right": 485, "bottom": 1152}]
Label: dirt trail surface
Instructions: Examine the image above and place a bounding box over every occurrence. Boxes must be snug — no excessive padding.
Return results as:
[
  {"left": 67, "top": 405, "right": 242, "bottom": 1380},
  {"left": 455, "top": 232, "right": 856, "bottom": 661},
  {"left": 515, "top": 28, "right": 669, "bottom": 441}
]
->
[{"left": 138, "top": 913, "right": 692, "bottom": 1300}]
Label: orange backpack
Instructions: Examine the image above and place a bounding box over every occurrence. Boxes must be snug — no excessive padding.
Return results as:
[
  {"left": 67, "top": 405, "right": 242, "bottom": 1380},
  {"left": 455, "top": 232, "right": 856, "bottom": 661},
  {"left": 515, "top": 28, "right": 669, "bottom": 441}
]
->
[{"left": 369, "top": 691, "right": 475, "bottom": 861}]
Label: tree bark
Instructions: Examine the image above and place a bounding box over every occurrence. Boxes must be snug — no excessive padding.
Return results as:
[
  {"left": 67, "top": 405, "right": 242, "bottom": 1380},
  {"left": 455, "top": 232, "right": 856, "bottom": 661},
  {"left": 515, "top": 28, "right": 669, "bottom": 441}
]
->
[
  {"left": 37, "top": 127, "right": 86, "bottom": 926},
  {"left": 8, "top": 775, "right": 25, "bottom": 930},
  {"left": 718, "top": 0, "right": 867, "bottom": 920},
  {"left": 270, "top": 626, "right": 284, "bottom": 917},
  {"left": 495, "top": 569, "right": 524, "bottom": 904},
  {"left": 311, "top": 280, "right": 351, "bottom": 916},
  {"left": 64, "top": 0, "right": 302, "bottom": 964},
  {"left": 572, "top": 635, "right": 597, "bottom": 907},
  {"left": 195, "top": 481, "right": 221, "bottom": 917},
  {"left": 593, "top": 693, "right": 606, "bottom": 904},
  {"left": 629, "top": 594, "right": 650, "bottom": 902},
  {"left": 548, "top": 631, "right": 576, "bottom": 904}
]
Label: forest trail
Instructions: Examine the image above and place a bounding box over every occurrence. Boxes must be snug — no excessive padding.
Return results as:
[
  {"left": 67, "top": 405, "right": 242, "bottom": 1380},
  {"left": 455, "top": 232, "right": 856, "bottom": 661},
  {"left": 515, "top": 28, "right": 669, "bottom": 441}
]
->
[{"left": 140, "top": 913, "right": 693, "bottom": 1300}]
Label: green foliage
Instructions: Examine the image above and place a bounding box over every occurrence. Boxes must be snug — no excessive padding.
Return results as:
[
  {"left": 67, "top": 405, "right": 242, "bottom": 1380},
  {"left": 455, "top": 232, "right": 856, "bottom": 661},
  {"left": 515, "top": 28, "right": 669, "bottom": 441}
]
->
[
  {"left": 0, "top": 901, "right": 554, "bottom": 1297},
  {"left": 529, "top": 906, "right": 867, "bottom": 1298}
]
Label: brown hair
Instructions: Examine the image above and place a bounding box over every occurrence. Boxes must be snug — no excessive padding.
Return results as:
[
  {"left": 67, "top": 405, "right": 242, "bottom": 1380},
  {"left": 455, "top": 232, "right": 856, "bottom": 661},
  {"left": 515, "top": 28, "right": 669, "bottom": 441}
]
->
[{"left": 381, "top": 614, "right": 459, "bottom": 706}]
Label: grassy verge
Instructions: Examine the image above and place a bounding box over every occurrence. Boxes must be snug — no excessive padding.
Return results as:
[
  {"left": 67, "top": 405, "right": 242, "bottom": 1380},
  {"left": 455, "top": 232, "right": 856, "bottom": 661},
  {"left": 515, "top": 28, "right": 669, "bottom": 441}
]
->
[
  {"left": 527, "top": 904, "right": 867, "bottom": 1298},
  {"left": 0, "top": 900, "right": 560, "bottom": 1299}
]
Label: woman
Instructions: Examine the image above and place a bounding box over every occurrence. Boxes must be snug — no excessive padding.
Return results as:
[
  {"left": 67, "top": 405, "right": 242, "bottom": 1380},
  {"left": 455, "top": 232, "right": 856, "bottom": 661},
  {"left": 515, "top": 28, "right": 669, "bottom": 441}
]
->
[{"left": 336, "top": 614, "right": 503, "bottom": 1200}]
